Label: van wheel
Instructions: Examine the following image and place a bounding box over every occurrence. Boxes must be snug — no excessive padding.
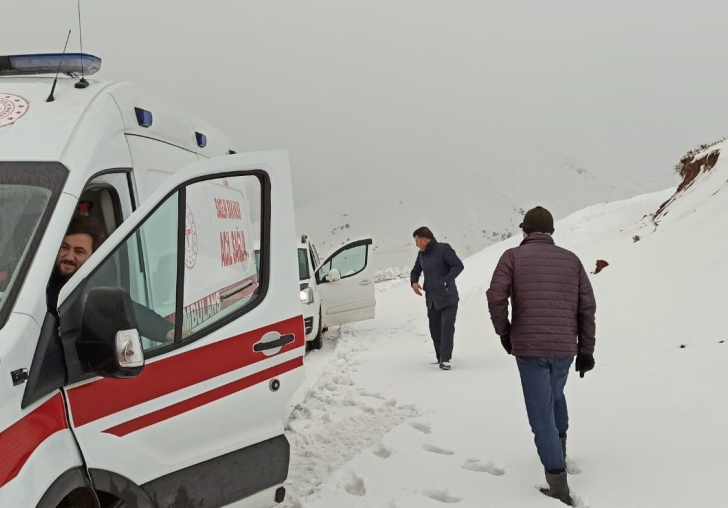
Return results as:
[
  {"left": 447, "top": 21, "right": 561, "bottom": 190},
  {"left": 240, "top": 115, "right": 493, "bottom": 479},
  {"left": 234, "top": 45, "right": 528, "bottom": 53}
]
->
[{"left": 310, "top": 310, "right": 323, "bottom": 350}]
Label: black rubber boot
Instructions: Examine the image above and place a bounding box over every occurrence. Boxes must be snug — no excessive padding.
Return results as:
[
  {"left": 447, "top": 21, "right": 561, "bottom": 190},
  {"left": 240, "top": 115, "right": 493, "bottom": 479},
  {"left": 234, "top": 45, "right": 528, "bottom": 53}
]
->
[{"left": 540, "top": 470, "right": 574, "bottom": 506}]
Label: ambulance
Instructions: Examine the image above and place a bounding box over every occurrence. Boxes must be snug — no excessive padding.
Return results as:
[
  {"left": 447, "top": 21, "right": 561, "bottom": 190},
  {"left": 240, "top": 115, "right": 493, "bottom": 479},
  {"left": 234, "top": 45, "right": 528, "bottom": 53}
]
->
[{"left": 0, "top": 53, "right": 305, "bottom": 508}]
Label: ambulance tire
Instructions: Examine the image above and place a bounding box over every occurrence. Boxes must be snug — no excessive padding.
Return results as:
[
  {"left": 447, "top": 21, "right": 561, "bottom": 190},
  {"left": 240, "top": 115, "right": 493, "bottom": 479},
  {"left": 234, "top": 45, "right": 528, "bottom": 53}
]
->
[
  {"left": 310, "top": 310, "right": 323, "bottom": 350},
  {"left": 36, "top": 468, "right": 96, "bottom": 508}
]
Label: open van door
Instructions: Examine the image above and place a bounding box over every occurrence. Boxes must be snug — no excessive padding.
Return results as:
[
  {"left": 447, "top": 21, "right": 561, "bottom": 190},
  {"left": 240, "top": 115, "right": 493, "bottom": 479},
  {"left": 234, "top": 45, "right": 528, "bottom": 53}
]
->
[
  {"left": 56, "top": 151, "right": 304, "bottom": 508},
  {"left": 315, "top": 238, "right": 376, "bottom": 328}
]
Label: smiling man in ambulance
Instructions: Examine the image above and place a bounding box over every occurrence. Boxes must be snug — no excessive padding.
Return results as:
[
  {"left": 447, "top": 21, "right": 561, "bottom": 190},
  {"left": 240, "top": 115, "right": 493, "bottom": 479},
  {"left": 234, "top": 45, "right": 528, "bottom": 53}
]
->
[{"left": 46, "top": 214, "right": 176, "bottom": 343}]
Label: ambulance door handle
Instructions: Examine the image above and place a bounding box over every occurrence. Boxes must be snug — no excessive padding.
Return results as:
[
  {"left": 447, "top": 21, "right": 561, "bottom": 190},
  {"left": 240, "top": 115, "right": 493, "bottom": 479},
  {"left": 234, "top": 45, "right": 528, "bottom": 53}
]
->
[
  {"left": 253, "top": 333, "right": 295, "bottom": 352},
  {"left": 360, "top": 280, "right": 371, "bottom": 286}
]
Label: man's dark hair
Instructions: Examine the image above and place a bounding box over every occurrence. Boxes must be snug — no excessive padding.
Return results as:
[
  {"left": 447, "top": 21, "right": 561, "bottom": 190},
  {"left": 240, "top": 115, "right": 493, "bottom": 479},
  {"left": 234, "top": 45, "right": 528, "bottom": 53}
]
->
[
  {"left": 412, "top": 227, "right": 434, "bottom": 240},
  {"left": 65, "top": 214, "right": 105, "bottom": 251}
]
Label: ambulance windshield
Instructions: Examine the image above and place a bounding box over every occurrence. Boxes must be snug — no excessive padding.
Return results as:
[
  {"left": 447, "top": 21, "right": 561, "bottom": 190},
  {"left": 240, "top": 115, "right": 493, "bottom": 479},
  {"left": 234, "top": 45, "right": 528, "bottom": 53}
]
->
[
  {"left": 0, "top": 162, "right": 66, "bottom": 327},
  {"left": 0, "top": 185, "right": 52, "bottom": 309}
]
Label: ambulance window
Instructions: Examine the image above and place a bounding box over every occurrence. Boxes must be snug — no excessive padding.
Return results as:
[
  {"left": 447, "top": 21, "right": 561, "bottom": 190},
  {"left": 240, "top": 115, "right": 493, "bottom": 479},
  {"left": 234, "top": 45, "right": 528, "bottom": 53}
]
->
[
  {"left": 180, "top": 175, "right": 262, "bottom": 337},
  {"left": 72, "top": 173, "right": 266, "bottom": 353},
  {"left": 81, "top": 171, "right": 134, "bottom": 234},
  {"left": 77, "top": 187, "right": 121, "bottom": 239},
  {"left": 78, "top": 173, "right": 133, "bottom": 294},
  {"left": 83, "top": 193, "right": 178, "bottom": 352}
]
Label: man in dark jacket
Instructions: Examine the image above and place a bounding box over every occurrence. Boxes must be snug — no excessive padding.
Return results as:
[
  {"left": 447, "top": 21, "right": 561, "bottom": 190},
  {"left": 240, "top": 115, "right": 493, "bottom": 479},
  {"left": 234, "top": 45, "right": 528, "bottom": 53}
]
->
[
  {"left": 47, "top": 215, "right": 175, "bottom": 343},
  {"left": 486, "top": 206, "right": 596, "bottom": 506},
  {"left": 410, "top": 227, "right": 464, "bottom": 370}
]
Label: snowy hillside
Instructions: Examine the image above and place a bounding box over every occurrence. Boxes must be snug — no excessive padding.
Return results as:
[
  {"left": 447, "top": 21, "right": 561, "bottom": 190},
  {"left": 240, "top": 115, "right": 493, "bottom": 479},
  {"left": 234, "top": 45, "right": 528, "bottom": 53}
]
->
[
  {"left": 296, "top": 152, "right": 662, "bottom": 274},
  {"left": 282, "top": 141, "right": 728, "bottom": 507}
]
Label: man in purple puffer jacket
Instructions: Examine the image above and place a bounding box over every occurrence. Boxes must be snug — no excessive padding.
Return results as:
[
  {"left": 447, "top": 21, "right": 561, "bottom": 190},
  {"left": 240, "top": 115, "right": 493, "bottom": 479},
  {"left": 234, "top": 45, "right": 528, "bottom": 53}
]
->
[{"left": 486, "top": 206, "right": 596, "bottom": 506}]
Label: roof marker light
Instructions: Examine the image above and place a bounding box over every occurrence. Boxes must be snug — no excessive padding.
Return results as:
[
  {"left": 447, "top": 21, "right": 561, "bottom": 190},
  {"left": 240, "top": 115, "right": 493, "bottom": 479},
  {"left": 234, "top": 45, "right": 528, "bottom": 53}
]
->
[
  {"left": 134, "top": 108, "right": 153, "bottom": 128},
  {"left": 0, "top": 53, "right": 102, "bottom": 76},
  {"left": 196, "top": 132, "right": 207, "bottom": 148}
]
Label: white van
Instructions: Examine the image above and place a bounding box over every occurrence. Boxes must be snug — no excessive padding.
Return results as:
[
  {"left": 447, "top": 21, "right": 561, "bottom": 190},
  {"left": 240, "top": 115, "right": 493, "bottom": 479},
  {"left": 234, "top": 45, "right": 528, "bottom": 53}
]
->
[
  {"left": 296, "top": 234, "right": 377, "bottom": 350},
  {"left": 255, "top": 235, "right": 376, "bottom": 351},
  {"left": 0, "top": 53, "right": 305, "bottom": 508}
]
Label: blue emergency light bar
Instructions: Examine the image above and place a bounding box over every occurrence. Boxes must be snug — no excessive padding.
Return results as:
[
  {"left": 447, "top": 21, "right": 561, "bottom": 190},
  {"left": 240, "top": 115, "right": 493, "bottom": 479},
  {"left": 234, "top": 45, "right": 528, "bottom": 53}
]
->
[{"left": 0, "top": 53, "right": 102, "bottom": 76}]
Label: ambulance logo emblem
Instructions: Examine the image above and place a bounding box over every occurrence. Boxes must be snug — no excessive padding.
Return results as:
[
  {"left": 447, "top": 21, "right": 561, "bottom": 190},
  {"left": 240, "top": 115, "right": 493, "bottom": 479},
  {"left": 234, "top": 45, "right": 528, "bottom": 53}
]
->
[
  {"left": 185, "top": 204, "right": 198, "bottom": 269},
  {"left": 0, "top": 94, "right": 30, "bottom": 128}
]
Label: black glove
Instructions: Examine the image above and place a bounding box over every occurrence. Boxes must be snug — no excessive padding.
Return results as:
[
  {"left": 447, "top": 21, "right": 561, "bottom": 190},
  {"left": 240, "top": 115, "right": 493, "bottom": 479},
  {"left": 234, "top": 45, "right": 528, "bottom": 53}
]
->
[
  {"left": 500, "top": 335, "right": 512, "bottom": 355},
  {"left": 575, "top": 353, "right": 595, "bottom": 378}
]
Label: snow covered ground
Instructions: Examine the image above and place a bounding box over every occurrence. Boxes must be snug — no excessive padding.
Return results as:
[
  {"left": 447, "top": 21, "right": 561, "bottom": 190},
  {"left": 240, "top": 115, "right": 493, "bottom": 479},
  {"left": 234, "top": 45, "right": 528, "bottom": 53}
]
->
[{"left": 280, "top": 146, "right": 728, "bottom": 508}]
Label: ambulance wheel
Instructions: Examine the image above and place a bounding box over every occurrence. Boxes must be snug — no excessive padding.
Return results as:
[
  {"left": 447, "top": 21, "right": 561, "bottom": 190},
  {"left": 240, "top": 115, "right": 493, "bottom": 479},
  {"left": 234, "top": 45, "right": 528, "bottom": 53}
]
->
[{"left": 310, "top": 311, "right": 323, "bottom": 350}]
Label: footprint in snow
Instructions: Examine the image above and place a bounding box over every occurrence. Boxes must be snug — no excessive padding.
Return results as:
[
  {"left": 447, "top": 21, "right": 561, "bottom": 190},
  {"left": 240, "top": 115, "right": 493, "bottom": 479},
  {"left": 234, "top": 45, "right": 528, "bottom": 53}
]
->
[
  {"left": 358, "top": 391, "right": 397, "bottom": 407},
  {"left": 422, "top": 443, "right": 455, "bottom": 455},
  {"left": 359, "top": 390, "right": 387, "bottom": 400},
  {"left": 462, "top": 459, "right": 505, "bottom": 476},
  {"left": 344, "top": 472, "right": 366, "bottom": 496},
  {"left": 421, "top": 489, "right": 462, "bottom": 504},
  {"left": 373, "top": 444, "right": 392, "bottom": 459},
  {"left": 409, "top": 421, "right": 432, "bottom": 434}
]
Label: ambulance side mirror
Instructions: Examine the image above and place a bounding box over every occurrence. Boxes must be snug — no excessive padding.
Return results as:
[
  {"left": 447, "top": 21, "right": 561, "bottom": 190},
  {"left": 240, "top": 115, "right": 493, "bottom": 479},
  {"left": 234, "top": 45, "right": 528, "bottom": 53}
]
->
[{"left": 77, "top": 287, "right": 145, "bottom": 378}]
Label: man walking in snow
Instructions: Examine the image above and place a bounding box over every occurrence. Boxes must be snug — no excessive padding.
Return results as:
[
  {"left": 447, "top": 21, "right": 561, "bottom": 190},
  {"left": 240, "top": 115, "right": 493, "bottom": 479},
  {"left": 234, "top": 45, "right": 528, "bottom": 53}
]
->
[
  {"left": 410, "top": 227, "right": 464, "bottom": 370},
  {"left": 485, "top": 206, "right": 596, "bottom": 506}
]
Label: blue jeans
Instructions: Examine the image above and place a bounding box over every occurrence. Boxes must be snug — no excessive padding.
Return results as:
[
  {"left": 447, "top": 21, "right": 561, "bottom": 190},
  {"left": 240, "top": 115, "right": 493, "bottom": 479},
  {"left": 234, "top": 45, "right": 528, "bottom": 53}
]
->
[{"left": 516, "top": 356, "right": 573, "bottom": 472}]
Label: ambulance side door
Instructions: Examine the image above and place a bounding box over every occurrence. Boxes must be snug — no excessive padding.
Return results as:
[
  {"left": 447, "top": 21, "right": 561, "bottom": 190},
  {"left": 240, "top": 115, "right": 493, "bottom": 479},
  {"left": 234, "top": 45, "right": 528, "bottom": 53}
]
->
[{"left": 57, "top": 152, "right": 305, "bottom": 508}]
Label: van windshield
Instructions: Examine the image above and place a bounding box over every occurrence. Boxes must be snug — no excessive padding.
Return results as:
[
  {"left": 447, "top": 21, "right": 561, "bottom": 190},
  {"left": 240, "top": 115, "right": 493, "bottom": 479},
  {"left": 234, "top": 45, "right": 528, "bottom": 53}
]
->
[
  {"left": 0, "top": 163, "right": 67, "bottom": 328},
  {"left": 298, "top": 248, "right": 310, "bottom": 281}
]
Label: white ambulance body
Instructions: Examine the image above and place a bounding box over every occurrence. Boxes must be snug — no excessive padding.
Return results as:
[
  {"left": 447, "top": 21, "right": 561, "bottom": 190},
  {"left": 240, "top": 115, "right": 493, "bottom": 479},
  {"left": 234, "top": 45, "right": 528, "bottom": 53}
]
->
[{"left": 0, "top": 54, "right": 305, "bottom": 508}]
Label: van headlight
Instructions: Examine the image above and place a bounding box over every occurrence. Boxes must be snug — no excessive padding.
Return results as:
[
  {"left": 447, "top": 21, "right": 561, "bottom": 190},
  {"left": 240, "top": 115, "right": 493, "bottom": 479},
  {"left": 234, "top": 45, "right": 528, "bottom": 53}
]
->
[{"left": 300, "top": 288, "right": 314, "bottom": 305}]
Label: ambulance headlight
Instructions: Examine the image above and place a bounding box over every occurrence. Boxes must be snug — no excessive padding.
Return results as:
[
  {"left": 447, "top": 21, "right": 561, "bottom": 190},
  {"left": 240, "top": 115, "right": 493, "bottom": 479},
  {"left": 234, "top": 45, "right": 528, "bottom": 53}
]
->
[{"left": 300, "top": 288, "right": 314, "bottom": 305}]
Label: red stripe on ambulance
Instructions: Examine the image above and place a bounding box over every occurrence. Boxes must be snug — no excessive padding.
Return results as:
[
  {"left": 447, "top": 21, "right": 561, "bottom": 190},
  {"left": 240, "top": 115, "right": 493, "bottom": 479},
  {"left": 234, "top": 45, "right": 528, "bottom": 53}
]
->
[
  {"left": 103, "top": 357, "right": 303, "bottom": 437},
  {"left": 67, "top": 316, "right": 304, "bottom": 427},
  {"left": 0, "top": 395, "right": 68, "bottom": 489}
]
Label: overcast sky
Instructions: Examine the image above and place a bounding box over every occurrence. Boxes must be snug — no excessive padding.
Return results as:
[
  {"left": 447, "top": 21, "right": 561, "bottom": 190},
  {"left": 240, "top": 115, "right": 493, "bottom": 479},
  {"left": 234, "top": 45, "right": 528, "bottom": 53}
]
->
[{"left": 6, "top": 0, "right": 727, "bottom": 204}]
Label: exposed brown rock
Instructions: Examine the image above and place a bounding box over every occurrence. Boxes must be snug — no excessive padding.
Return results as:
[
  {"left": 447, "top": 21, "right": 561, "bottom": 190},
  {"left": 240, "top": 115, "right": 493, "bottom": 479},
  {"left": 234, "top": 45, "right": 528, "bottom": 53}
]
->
[
  {"left": 676, "top": 150, "right": 720, "bottom": 193},
  {"left": 653, "top": 144, "right": 722, "bottom": 225},
  {"left": 594, "top": 260, "right": 609, "bottom": 274}
]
